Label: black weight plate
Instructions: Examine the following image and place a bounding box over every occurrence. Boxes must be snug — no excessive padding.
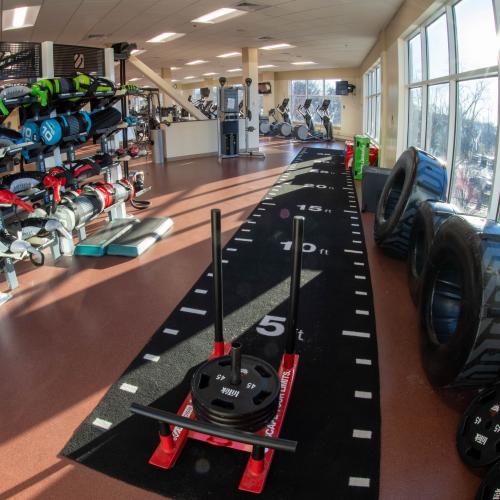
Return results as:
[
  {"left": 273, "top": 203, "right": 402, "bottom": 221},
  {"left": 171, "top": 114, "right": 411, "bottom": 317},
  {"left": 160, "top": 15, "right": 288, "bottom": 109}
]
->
[
  {"left": 477, "top": 462, "right": 500, "bottom": 500},
  {"left": 191, "top": 354, "right": 280, "bottom": 430},
  {"left": 457, "top": 384, "right": 500, "bottom": 468},
  {"left": 192, "top": 401, "right": 277, "bottom": 431}
]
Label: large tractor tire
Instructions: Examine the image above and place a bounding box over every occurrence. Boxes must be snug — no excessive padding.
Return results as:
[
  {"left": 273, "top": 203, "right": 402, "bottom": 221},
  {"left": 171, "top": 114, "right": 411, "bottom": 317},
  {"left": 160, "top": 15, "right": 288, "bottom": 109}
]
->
[
  {"left": 374, "top": 147, "right": 447, "bottom": 258},
  {"left": 407, "top": 201, "right": 458, "bottom": 305},
  {"left": 419, "top": 214, "right": 500, "bottom": 388}
]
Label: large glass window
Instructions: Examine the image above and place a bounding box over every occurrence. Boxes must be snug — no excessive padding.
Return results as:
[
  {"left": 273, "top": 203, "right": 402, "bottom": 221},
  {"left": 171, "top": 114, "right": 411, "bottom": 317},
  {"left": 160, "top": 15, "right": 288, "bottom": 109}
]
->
[
  {"left": 405, "top": 0, "right": 500, "bottom": 218},
  {"left": 426, "top": 83, "right": 449, "bottom": 161},
  {"left": 289, "top": 79, "right": 342, "bottom": 126},
  {"left": 450, "top": 77, "right": 498, "bottom": 216},
  {"left": 426, "top": 15, "right": 449, "bottom": 79},
  {"left": 454, "top": 0, "right": 497, "bottom": 73},
  {"left": 408, "top": 34, "right": 422, "bottom": 84},
  {"left": 408, "top": 87, "right": 423, "bottom": 148},
  {"left": 364, "top": 62, "right": 381, "bottom": 142}
]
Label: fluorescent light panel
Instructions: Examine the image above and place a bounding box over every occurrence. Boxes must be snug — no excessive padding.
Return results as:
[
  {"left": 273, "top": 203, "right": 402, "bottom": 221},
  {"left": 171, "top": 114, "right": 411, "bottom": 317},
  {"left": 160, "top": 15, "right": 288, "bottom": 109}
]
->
[
  {"left": 203, "top": 72, "right": 218, "bottom": 76},
  {"left": 2, "top": 5, "right": 41, "bottom": 31},
  {"left": 147, "top": 32, "right": 184, "bottom": 43},
  {"left": 292, "top": 61, "right": 317, "bottom": 65},
  {"left": 184, "top": 76, "right": 196, "bottom": 79},
  {"left": 192, "top": 7, "right": 246, "bottom": 24},
  {"left": 186, "top": 60, "right": 208, "bottom": 66},
  {"left": 217, "top": 52, "right": 240, "bottom": 58},
  {"left": 258, "top": 64, "right": 276, "bottom": 69},
  {"left": 131, "top": 49, "right": 146, "bottom": 56},
  {"left": 170, "top": 66, "right": 180, "bottom": 70},
  {"left": 260, "top": 43, "right": 294, "bottom": 50},
  {"left": 227, "top": 68, "right": 241, "bottom": 72}
]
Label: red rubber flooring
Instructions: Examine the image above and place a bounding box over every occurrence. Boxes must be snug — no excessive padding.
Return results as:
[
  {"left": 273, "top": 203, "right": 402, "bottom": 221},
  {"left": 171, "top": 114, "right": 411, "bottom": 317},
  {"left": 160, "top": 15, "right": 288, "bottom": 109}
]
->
[{"left": 0, "top": 137, "right": 480, "bottom": 499}]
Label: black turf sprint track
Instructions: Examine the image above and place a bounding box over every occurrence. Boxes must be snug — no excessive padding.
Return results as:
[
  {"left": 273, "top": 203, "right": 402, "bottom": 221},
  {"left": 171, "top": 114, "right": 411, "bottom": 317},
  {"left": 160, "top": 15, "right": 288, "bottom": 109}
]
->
[{"left": 62, "top": 147, "right": 381, "bottom": 499}]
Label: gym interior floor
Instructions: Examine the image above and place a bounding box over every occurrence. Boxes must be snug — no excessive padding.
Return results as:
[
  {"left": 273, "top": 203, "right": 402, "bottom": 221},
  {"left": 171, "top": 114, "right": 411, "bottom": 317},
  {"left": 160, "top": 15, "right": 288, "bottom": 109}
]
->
[{"left": 0, "top": 137, "right": 480, "bottom": 500}]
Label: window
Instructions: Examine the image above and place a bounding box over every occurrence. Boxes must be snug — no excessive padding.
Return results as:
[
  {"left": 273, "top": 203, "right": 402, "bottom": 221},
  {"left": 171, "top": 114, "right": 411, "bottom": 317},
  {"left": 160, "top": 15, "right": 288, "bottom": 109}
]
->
[
  {"left": 289, "top": 79, "right": 341, "bottom": 126},
  {"left": 405, "top": 0, "right": 500, "bottom": 218},
  {"left": 364, "top": 62, "right": 381, "bottom": 142}
]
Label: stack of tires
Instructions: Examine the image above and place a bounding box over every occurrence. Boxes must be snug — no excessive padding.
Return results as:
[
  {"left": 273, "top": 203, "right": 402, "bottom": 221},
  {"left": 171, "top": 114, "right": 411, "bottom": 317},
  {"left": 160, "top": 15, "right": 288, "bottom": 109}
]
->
[
  {"left": 375, "top": 145, "right": 500, "bottom": 498},
  {"left": 375, "top": 146, "right": 500, "bottom": 388}
]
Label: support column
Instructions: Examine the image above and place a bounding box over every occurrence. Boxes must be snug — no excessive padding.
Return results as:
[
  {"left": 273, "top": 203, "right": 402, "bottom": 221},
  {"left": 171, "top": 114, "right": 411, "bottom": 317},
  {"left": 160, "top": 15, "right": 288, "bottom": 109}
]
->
[
  {"left": 242, "top": 47, "right": 259, "bottom": 151},
  {"left": 161, "top": 67, "right": 172, "bottom": 107}
]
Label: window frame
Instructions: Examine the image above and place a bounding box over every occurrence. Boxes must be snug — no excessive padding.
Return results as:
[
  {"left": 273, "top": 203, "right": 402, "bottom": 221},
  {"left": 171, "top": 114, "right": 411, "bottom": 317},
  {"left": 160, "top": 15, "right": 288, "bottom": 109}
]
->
[
  {"left": 364, "top": 60, "right": 382, "bottom": 144},
  {"left": 403, "top": 0, "right": 500, "bottom": 220}
]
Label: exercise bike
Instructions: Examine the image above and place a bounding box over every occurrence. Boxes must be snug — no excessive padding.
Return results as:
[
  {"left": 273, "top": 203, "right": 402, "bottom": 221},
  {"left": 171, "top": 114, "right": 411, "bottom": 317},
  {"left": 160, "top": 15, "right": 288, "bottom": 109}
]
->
[
  {"left": 317, "top": 99, "right": 334, "bottom": 141},
  {"left": 275, "top": 98, "right": 292, "bottom": 138},
  {"left": 293, "top": 99, "right": 330, "bottom": 141}
]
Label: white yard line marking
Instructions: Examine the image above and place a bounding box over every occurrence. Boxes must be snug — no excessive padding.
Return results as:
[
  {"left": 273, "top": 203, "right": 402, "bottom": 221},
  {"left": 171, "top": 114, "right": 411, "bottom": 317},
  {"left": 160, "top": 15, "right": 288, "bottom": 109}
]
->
[
  {"left": 180, "top": 307, "right": 207, "bottom": 316},
  {"left": 343, "top": 330, "right": 371, "bottom": 338},
  {"left": 163, "top": 328, "right": 179, "bottom": 335},
  {"left": 258, "top": 208, "right": 266, "bottom": 211},
  {"left": 194, "top": 289, "right": 208, "bottom": 295},
  {"left": 354, "top": 391, "right": 373, "bottom": 399},
  {"left": 207, "top": 272, "right": 213, "bottom": 277},
  {"left": 246, "top": 220, "right": 257, "bottom": 224},
  {"left": 355, "top": 275, "right": 367, "bottom": 280},
  {"left": 143, "top": 354, "right": 160, "bottom": 362},
  {"left": 93, "top": 418, "right": 112, "bottom": 430},
  {"left": 352, "top": 231, "right": 361, "bottom": 235},
  {"left": 356, "top": 309, "right": 370, "bottom": 316},
  {"left": 344, "top": 249, "right": 363, "bottom": 254},
  {"left": 353, "top": 429, "right": 372, "bottom": 439},
  {"left": 226, "top": 248, "right": 238, "bottom": 252},
  {"left": 356, "top": 358, "right": 372, "bottom": 365},
  {"left": 242, "top": 229, "right": 251, "bottom": 232},
  {"left": 262, "top": 202, "right": 276, "bottom": 206},
  {"left": 235, "top": 238, "right": 253, "bottom": 242},
  {"left": 351, "top": 223, "right": 360, "bottom": 227},
  {"left": 350, "top": 216, "right": 359, "bottom": 220},
  {"left": 253, "top": 214, "right": 262, "bottom": 217},
  {"left": 355, "top": 291, "right": 368, "bottom": 296},
  {"left": 120, "top": 383, "right": 138, "bottom": 394},
  {"left": 354, "top": 262, "right": 365, "bottom": 266},
  {"left": 344, "top": 210, "right": 357, "bottom": 213},
  {"left": 349, "top": 477, "right": 371, "bottom": 488},
  {"left": 222, "top": 259, "right": 229, "bottom": 264}
]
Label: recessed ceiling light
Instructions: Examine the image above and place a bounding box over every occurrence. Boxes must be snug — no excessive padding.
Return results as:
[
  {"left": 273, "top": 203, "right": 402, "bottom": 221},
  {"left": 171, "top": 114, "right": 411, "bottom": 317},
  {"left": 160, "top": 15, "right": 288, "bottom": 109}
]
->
[
  {"left": 186, "top": 60, "right": 208, "bottom": 66},
  {"left": 128, "top": 78, "right": 142, "bottom": 82},
  {"left": 191, "top": 7, "right": 246, "bottom": 24},
  {"left": 2, "top": 5, "right": 41, "bottom": 31},
  {"left": 170, "top": 66, "right": 180, "bottom": 70},
  {"left": 171, "top": 79, "right": 178, "bottom": 82},
  {"left": 203, "top": 72, "right": 218, "bottom": 76},
  {"left": 147, "top": 32, "right": 184, "bottom": 43},
  {"left": 184, "top": 76, "right": 196, "bottom": 79},
  {"left": 131, "top": 49, "right": 146, "bottom": 56},
  {"left": 227, "top": 68, "right": 242, "bottom": 72},
  {"left": 260, "top": 43, "right": 294, "bottom": 50},
  {"left": 217, "top": 52, "right": 241, "bottom": 58},
  {"left": 258, "top": 64, "right": 277, "bottom": 69},
  {"left": 292, "top": 61, "right": 317, "bottom": 65}
]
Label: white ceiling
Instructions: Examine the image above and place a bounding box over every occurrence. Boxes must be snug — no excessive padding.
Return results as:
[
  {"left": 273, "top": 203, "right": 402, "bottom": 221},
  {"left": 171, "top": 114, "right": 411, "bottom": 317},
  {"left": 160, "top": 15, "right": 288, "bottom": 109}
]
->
[{"left": 1, "top": 0, "right": 404, "bottom": 83}]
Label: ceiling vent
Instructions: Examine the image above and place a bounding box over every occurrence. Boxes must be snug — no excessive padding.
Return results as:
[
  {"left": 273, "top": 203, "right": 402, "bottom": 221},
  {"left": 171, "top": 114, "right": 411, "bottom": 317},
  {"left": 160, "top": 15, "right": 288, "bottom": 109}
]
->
[
  {"left": 257, "top": 35, "right": 274, "bottom": 41},
  {"left": 235, "top": 2, "right": 269, "bottom": 12},
  {"left": 87, "top": 34, "right": 108, "bottom": 41}
]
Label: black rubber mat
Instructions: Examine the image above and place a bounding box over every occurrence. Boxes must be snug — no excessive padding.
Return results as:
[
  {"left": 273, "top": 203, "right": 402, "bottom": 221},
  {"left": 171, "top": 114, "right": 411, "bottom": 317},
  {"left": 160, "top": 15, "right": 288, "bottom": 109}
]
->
[{"left": 62, "top": 147, "right": 381, "bottom": 499}]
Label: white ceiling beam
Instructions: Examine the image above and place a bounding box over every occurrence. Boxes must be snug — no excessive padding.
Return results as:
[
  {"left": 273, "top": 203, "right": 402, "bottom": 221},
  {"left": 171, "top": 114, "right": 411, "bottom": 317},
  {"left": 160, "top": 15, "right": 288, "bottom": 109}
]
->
[{"left": 128, "top": 55, "right": 207, "bottom": 120}]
